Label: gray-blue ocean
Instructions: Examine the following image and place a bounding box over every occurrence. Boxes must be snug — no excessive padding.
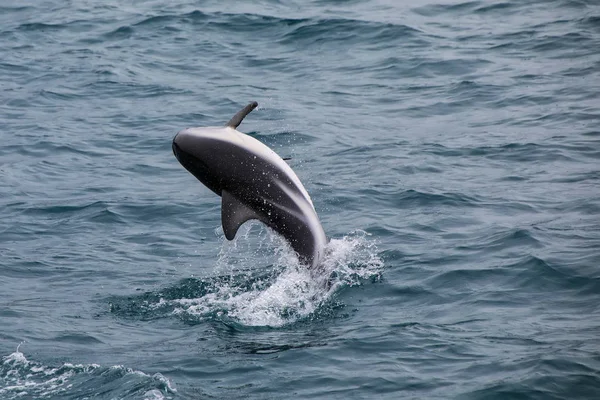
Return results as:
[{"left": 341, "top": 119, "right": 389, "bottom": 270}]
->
[{"left": 1, "top": 0, "right": 599, "bottom": 398}]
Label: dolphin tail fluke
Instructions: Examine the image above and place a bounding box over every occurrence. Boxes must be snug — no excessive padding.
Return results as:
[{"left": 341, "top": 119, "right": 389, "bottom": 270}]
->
[{"left": 226, "top": 101, "right": 258, "bottom": 128}]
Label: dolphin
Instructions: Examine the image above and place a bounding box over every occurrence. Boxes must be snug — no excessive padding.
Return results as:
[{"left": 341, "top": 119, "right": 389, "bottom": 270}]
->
[{"left": 172, "top": 101, "right": 327, "bottom": 269}]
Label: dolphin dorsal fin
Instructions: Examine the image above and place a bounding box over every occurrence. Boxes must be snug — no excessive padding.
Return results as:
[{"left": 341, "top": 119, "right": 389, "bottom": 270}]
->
[
  {"left": 226, "top": 101, "right": 258, "bottom": 129},
  {"left": 221, "top": 190, "right": 262, "bottom": 240}
]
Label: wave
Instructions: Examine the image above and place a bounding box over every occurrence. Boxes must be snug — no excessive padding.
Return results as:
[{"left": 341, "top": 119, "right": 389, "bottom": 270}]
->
[
  {"left": 420, "top": 142, "right": 582, "bottom": 163},
  {"left": 0, "top": 349, "right": 175, "bottom": 400},
  {"left": 463, "top": 357, "right": 600, "bottom": 399},
  {"left": 456, "top": 228, "right": 543, "bottom": 253},
  {"left": 91, "top": 9, "right": 424, "bottom": 48}
]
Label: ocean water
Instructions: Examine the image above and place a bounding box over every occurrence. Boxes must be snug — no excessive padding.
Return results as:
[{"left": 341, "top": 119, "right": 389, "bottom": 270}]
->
[{"left": 1, "top": 0, "right": 599, "bottom": 398}]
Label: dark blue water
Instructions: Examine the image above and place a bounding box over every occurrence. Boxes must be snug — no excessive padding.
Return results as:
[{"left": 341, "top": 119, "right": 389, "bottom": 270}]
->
[{"left": 2, "top": 0, "right": 599, "bottom": 398}]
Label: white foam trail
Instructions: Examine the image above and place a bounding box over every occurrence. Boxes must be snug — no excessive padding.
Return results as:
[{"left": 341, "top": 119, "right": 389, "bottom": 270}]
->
[{"left": 173, "top": 229, "right": 383, "bottom": 327}]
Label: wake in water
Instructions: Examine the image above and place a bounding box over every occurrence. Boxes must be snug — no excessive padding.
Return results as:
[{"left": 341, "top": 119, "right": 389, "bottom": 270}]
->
[{"left": 109, "top": 227, "right": 383, "bottom": 327}]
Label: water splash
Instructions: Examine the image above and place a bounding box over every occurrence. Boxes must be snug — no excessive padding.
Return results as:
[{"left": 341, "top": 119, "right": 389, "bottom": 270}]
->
[
  {"left": 172, "top": 228, "right": 383, "bottom": 327},
  {"left": 108, "top": 225, "right": 383, "bottom": 327}
]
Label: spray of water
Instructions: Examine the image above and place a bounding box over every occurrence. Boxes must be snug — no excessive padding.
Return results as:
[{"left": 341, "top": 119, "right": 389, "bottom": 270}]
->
[{"left": 171, "top": 226, "right": 383, "bottom": 327}]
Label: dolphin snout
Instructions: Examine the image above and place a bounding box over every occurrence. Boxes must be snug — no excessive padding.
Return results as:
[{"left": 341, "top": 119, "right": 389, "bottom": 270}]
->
[
  {"left": 172, "top": 129, "right": 186, "bottom": 147},
  {"left": 172, "top": 131, "right": 184, "bottom": 160},
  {"left": 172, "top": 129, "right": 195, "bottom": 161}
]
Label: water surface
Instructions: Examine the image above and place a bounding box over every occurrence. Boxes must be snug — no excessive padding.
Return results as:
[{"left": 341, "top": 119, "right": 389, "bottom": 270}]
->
[{"left": 1, "top": 0, "right": 599, "bottom": 398}]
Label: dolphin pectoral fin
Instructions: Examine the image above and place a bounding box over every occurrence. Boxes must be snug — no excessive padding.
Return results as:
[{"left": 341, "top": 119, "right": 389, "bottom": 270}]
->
[
  {"left": 226, "top": 101, "right": 258, "bottom": 129},
  {"left": 221, "top": 190, "right": 261, "bottom": 240}
]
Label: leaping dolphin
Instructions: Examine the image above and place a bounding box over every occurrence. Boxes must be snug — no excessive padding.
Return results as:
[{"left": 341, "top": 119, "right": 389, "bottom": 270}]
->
[{"left": 172, "top": 101, "right": 327, "bottom": 269}]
